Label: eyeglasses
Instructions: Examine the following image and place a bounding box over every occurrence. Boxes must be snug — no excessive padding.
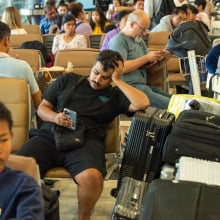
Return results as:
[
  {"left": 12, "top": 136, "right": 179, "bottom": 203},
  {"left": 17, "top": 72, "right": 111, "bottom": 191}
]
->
[{"left": 134, "top": 21, "right": 149, "bottom": 34}]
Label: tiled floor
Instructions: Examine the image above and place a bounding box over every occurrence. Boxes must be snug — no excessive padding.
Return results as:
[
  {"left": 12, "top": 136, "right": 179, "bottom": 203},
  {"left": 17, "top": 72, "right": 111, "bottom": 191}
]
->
[{"left": 52, "top": 178, "right": 117, "bottom": 220}]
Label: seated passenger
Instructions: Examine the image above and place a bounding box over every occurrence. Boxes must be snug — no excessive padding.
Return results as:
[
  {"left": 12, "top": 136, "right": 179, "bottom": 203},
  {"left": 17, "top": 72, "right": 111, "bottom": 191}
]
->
[
  {"left": 52, "top": 14, "right": 88, "bottom": 55},
  {"left": 0, "top": 21, "right": 41, "bottom": 110},
  {"left": 108, "top": 10, "right": 172, "bottom": 109},
  {"left": 2, "top": 6, "right": 27, "bottom": 35},
  {"left": 40, "top": 4, "right": 57, "bottom": 34},
  {"left": 90, "top": 7, "right": 111, "bottom": 34},
  {"left": 17, "top": 49, "right": 149, "bottom": 220},
  {"left": 69, "top": 2, "right": 93, "bottom": 35},
  {"left": 101, "top": 10, "right": 131, "bottom": 50},
  {"left": 151, "top": 6, "right": 187, "bottom": 32},
  {"left": 0, "top": 101, "right": 44, "bottom": 220}
]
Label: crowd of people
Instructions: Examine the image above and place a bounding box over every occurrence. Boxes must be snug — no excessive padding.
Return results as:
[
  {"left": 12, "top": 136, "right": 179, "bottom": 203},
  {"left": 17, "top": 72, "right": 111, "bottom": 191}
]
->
[{"left": 0, "top": 0, "right": 219, "bottom": 219}]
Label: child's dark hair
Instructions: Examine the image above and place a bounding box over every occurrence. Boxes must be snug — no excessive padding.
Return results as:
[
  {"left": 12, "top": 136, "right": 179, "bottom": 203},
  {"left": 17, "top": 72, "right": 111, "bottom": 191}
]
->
[
  {"left": 96, "top": 50, "right": 124, "bottom": 72},
  {"left": 90, "top": 7, "right": 108, "bottom": 32},
  {"left": 0, "top": 102, "right": 13, "bottom": 131}
]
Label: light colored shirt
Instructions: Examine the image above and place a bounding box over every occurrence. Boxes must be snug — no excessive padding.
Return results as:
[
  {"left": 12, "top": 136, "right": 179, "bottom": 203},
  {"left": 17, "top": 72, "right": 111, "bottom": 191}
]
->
[{"left": 52, "top": 33, "right": 88, "bottom": 55}]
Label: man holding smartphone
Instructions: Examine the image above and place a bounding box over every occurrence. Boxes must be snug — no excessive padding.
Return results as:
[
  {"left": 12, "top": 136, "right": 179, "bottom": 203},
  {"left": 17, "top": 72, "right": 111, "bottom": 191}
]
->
[{"left": 18, "top": 49, "right": 149, "bottom": 220}]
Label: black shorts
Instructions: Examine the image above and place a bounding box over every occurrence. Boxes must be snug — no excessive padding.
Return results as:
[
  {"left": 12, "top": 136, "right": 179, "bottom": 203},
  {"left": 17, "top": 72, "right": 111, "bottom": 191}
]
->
[{"left": 17, "top": 129, "right": 107, "bottom": 178}]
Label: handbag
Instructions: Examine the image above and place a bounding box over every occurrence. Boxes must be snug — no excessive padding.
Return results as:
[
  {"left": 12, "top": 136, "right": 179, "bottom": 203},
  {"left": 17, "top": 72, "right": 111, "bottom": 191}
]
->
[
  {"left": 53, "top": 76, "right": 86, "bottom": 152},
  {"left": 53, "top": 120, "right": 85, "bottom": 152}
]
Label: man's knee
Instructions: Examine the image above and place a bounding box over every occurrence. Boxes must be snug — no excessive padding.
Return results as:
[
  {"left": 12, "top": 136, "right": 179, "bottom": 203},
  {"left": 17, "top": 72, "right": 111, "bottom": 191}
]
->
[{"left": 75, "top": 168, "right": 104, "bottom": 188}]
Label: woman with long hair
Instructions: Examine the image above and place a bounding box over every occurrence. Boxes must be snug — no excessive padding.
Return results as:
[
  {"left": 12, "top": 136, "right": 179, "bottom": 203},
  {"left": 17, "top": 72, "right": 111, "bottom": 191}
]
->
[
  {"left": 90, "top": 7, "right": 110, "bottom": 34},
  {"left": 2, "top": 7, "right": 27, "bottom": 34}
]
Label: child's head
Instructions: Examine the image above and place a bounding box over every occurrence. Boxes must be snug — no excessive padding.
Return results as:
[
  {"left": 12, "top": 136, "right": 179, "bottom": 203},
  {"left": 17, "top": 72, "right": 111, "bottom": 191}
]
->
[
  {"left": 57, "top": 3, "right": 69, "bottom": 15},
  {"left": 0, "top": 102, "right": 13, "bottom": 172}
]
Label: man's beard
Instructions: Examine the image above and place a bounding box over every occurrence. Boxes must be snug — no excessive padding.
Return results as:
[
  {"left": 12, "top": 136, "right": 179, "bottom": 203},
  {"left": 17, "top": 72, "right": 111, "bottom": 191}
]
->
[{"left": 134, "top": 35, "right": 142, "bottom": 43}]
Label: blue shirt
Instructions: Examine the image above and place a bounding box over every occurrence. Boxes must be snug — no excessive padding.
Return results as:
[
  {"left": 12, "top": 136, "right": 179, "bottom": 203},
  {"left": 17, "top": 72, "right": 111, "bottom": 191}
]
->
[
  {"left": 40, "top": 17, "right": 57, "bottom": 34},
  {"left": 0, "top": 167, "right": 44, "bottom": 220}
]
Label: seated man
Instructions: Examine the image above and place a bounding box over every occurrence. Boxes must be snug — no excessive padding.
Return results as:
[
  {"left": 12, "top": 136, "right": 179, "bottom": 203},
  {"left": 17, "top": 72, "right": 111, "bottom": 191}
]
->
[
  {"left": 0, "top": 102, "right": 44, "bottom": 219},
  {"left": 108, "top": 10, "right": 172, "bottom": 109},
  {"left": 17, "top": 49, "right": 149, "bottom": 220},
  {"left": 151, "top": 6, "right": 187, "bottom": 32},
  {"left": 40, "top": 4, "right": 57, "bottom": 34},
  {"left": 0, "top": 21, "right": 41, "bottom": 110}
]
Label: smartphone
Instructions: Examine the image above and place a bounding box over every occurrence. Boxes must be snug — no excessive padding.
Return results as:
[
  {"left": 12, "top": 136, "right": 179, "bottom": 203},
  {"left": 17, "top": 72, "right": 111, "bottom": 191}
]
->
[{"left": 64, "top": 108, "right": 77, "bottom": 130}]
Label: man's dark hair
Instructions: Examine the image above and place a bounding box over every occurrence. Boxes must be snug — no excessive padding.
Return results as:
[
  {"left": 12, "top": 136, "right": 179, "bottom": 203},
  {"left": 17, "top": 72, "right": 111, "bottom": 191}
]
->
[
  {"left": 0, "top": 102, "right": 13, "bottom": 131},
  {"left": 96, "top": 50, "right": 124, "bottom": 72},
  {"left": 172, "top": 6, "right": 187, "bottom": 15},
  {"left": 69, "top": 2, "right": 83, "bottom": 18},
  {"left": 0, "top": 21, "right": 11, "bottom": 41},
  {"left": 194, "top": 0, "right": 206, "bottom": 10}
]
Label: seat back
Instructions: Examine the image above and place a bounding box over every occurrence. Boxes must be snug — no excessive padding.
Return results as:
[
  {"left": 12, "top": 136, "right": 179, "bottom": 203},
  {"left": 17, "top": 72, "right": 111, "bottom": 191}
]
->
[
  {"left": 147, "top": 32, "right": 170, "bottom": 50},
  {"left": 42, "top": 34, "right": 56, "bottom": 53},
  {"left": 54, "top": 48, "right": 100, "bottom": 75},
  {"left": 89, "top": 34, "right": 104, "bottom": 49},
  {"left": 6, "top": 155, "right": 40, "bottom": 184},
  {"left": 9, "top": 48, "right": 42, "bottom": 72},
  {"left": 0, "top": 78, "right": 30, "bottom": 153},
  {"left": 10, "top": 34, "right": 43, "bottom": 48},
  {"left": 22, "top": 24, "right": 41, "bottom": 34}
]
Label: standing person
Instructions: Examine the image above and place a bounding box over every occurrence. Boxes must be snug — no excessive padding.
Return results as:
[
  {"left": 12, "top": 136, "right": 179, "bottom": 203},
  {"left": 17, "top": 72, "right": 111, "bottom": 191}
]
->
[
  {"left": 1, "top": 6, "right": 27, "bottom": 34},
  {"left": 40, "top": 4, "right": 58, "bottom": 34},
  {"left": 90, "top": 7, "right": 111, "bottom": 34},
  {"left": 108, "top": 10, "right": 172, "bottom": 109},
  {"left": 0, "top": 21, "right": 41, "bottom": 110},
  {"left": 17, "top": 49, "right": 149, "bottom": 220},
  {"left": 151, "top": 6, "right": 187, "bottom": 32},
  {"left": 144, "top": 0, "right": 162, "bottom": 29},
  {"left": 52, "top": 14, "right": 88, "bottom": 55},
  {"left": 0, "top": 102, "right": 44, "bottom": 220},
  {"left": 101, "top": 10, "right": 131, "bottom": 50},
  {"left": 69, "top": 2, "right": 92, "bottom": 35}
]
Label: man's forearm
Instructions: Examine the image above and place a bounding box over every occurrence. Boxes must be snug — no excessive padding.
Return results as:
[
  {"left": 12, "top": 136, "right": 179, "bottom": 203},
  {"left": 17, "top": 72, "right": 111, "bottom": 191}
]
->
[{"left": 112, "top": 77, "right": 149, "bottom": 110}]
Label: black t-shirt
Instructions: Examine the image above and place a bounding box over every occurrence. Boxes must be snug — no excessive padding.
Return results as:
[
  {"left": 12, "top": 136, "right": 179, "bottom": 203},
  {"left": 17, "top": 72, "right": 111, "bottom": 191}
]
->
[{"left": 42, "top": 73, "right": 133, "bottom": 131}]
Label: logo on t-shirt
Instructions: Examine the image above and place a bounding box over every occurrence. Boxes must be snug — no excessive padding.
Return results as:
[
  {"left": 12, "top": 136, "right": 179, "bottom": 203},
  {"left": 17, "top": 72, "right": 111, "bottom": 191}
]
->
[{"left": 99, "top": 96, "right": 109, "bottom": 103}]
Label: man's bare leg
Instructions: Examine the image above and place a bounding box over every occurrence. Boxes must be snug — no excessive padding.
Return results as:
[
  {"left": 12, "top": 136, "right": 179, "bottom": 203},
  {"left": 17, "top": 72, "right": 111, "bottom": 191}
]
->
[{"left": 74, "top": 168, "right": 104, "bottom": 220}]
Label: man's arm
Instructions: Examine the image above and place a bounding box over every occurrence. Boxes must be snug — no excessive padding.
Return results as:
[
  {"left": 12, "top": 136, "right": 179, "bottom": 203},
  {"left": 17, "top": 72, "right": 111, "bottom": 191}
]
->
[
  {"left": 37, "top": 99, "right": 73, "bottom": 128},
  {"left": 31, "top": 90, "right": 42, "bottom": 109},
  {"left": 122, "top": 50, "right": 168, "bottom": 74},
  {"left": 112, "top": 61, "right": 150, "bottom": 112}
]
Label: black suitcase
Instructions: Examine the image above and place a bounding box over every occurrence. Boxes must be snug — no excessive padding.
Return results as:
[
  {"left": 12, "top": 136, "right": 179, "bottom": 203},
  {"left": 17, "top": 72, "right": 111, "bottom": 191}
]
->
[
  {"left": 163, "top": 110, "right": 220, "bottom": 164},
  {"left": 139, "top": 179, "right": 220, "bottom": 220},
  {"left": 112, "top": 107, "right": 175, "bottom": 197}
]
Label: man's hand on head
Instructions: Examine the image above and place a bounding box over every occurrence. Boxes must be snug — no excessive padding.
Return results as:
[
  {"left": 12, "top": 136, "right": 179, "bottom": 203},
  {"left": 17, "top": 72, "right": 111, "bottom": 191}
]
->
[{"left": 112, "top": 60, "right": 124, "bottom": 81}]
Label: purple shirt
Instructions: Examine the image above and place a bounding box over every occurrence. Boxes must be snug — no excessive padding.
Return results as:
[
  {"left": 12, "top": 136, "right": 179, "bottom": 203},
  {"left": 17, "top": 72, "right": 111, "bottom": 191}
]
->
[{"left": 101, "top": 27, "right": 120, "bottom": 50}]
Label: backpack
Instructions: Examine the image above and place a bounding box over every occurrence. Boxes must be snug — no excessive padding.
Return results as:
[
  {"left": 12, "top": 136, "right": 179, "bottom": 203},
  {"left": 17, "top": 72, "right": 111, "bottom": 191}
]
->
[
  {"left": 166, "top": 20, "right": 212, "bottom": 58},
  {"left": 41, "top": 183, "right": 60, "bottom": 220},
  {"left": 153, "top": 0, "right": 175, "bottom": 25},
  {"left": 20, "top": 40, "right": 52, "bottom": 65}
]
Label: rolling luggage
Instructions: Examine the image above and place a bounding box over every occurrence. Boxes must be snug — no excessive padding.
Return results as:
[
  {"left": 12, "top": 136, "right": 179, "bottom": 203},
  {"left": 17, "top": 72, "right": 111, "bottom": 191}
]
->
[
  {"left": 112, "top": 107, "right": 175, "bottom": 196},
  {"left": 139, "top": 179, "right": 220, "bottom": 220},
  {"left": 163, "top": 110, "right": 220, "bottom": 164},
  {"left": 111, "top": 177, "right": 147, "bottom": 220}
]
